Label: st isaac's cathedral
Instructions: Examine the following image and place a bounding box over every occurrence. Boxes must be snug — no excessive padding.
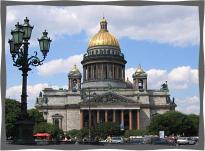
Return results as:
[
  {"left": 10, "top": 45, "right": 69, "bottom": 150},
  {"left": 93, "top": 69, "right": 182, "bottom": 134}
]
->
[{"left": 36, "top": 17, "right": 176, "bottom": 132}]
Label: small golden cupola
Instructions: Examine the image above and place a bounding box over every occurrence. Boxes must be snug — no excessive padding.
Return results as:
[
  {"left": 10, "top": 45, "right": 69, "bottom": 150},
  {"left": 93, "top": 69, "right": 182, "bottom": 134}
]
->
[
  {"left": 132, "top": 65, "right": 147, "bottom": 91},
  {"left": 134, "top": 65, "right": 146, "bottom": 76},
  {"left": 69, "top": 64, "right": 81, "bottom": 76},
  {"left": 68, "top": 64, "right": 82, "bottom": 92},
  {"left": 88, "top": 17, "right": 120, "bottom": 48}
]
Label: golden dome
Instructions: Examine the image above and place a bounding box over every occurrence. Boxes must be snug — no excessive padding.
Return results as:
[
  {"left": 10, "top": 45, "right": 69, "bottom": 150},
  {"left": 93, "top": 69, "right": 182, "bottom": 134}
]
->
[{"left": 88, "top": 17, "right": 120, "bottom": 48}]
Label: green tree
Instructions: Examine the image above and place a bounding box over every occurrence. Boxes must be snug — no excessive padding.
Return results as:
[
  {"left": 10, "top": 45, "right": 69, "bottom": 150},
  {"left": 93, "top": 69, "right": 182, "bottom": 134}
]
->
[
  {"left": 33, "top": 122, "right": 64, "bottom": 139},
  {"left": 93, "top": 122, "right": 121, "bottom": 139},
  {"left": 28, "top": 108, "right": 45, "bottom": 124},
  {"left": 147, "top": 111, "right": 199, "bottom": 136},
  {"left": 182, "top": 114, "right": 199, "bottom": 136},
  {"left": 65, "top": 129, "right": 81, "bottom": 139},
  {"left": 5, "top": 98, "right": 21, "bottom": 138}
]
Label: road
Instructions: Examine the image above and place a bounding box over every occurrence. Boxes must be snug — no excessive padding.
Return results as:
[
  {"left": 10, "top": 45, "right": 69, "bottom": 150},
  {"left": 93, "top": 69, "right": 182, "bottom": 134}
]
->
[{"left": 2, "top": 143, "right": 200, "bottom": 150}]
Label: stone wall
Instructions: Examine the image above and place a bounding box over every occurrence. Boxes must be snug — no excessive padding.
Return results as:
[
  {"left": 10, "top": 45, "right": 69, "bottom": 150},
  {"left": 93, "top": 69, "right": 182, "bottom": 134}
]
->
[
  {"left": 66, "top": 95, "right": 82, "bottom": 104},
  {"left": 140, "top": 108, "right": 151, "bottom": 129},
  {"left": 46, "top": 109, "right": 67, "bottom": 131},
  {"left": 66, "top": 109, "right": 80, "bottom": 131},
  {"left": 46, "top": 108, "right": 80, "bottom": 132},
  {"left": 47, "top": 96, "right": 66, "bottom": 105},
  {"left": 150, "top": 96, "right": 168, "bottom": 105}
]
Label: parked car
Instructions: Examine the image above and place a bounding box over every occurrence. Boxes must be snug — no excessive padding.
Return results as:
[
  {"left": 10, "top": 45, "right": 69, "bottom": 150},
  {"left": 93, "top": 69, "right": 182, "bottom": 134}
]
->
[
  {"left": 130, "top": 138, "right": 144, "bottom": 144},
  {"left": 152, "top": 138, "right": 175, "bottom": 146},
  {"left": 190, "top": 137, "right": 199, "bottom": 144},
  {"left": 177, "top": 137, "right": 189, "bottom": 145},
  {"left": 187, "top": 137, "right": 196, "bottom": 145},
  {"left": 165, "top": 137, "right": 177, "bottom": 145},
  {"left": 111, "top": 137, "right": 124, "bottom": 144},
  {"left": 99, "top": 139, "right": 108, "bottom": 144}
]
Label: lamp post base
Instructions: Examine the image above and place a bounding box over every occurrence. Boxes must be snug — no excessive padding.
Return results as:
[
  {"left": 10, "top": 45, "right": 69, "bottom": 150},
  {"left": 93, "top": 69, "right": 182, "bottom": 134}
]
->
[{"left": 14, "top": 119, "right": 36, "bottom": 145}]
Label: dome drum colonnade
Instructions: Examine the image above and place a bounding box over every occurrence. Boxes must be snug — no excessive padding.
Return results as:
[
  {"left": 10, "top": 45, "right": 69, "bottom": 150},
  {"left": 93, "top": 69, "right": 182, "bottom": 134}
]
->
[{"left": 81, "top": 17, "right": 127, "bottom": 87}]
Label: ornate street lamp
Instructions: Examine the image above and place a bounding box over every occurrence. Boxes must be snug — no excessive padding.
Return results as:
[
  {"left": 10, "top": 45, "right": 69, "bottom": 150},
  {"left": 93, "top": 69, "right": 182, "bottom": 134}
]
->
[
  {"left": 8, "top": 17, "right": 51, "bottom": 144},
  {"left": 38, "top": 30, "right": 51, "bottom": 57}
]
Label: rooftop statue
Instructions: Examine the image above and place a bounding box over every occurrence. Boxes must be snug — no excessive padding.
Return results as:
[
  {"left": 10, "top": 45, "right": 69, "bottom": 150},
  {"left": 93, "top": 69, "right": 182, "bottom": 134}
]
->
[{"left": 160, "top": 81, "right": 169, "bottom": 91}]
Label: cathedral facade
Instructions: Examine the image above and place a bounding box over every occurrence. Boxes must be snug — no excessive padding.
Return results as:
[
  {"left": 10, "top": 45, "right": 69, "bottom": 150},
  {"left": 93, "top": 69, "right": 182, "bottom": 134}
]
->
[{"left": 35, "top": 17, "right": 176, "bottom": 132}]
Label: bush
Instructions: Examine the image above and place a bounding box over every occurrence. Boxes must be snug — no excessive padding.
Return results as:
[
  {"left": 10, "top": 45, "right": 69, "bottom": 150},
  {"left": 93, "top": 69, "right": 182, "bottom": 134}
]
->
[
  {"left": 124, "top": 129, "right": 148, "bottom": 138},
  {"left": 91, "top": 122, "right": 121, "bottom": 139},
  {"left": 65, "top": 129, "right": 81, "bottom": 139},
  {"left": 80, "top": 128, "right": 89, "bottom": 139}
]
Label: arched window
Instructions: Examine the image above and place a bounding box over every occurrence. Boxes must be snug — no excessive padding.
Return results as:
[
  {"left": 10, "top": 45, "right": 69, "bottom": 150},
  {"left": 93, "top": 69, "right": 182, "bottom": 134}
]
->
[
  {"left": 52, "top": 113, "right": 63, "bottom": 129},
  {"left": 54, "top": 119, "right": 59, "bottom": 128},
  {"left": 138, "top": 79, "right": 143, "bottom": 89},
  {"left": 72, "top": 79, "right": 78, "bottom": 92}
]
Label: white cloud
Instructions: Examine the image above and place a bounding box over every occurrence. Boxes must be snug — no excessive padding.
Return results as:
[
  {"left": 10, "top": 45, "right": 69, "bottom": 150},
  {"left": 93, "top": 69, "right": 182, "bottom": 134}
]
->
[
  {"left": 147, "top": 69, "right": 167, "bottom": 89},
  {"left": 37, "top": 54, "right": 83, "bottom": 76},
  {"left": 6, "top": 83, "right": 66, "bottom": 108},
  {"left": 6, "top": 5, "right": 199, "bottom": 49},
  {"left": 175, "top": 96, "right": 200, "bottom": 115},
  {"left": 125, "top": 66, "right": 198, "bottom": 90},
  {"left": 125, "top": 67, "right": 135, "bottom": 82},
  {"left": 168, "top": 66, "right": 198, "bottom": 89}
]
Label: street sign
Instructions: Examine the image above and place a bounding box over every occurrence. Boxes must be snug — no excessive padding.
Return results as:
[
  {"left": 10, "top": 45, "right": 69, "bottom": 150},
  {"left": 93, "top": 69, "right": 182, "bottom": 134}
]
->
[{"left": 159, "top": 131, "right": 164, "bottom": 138}]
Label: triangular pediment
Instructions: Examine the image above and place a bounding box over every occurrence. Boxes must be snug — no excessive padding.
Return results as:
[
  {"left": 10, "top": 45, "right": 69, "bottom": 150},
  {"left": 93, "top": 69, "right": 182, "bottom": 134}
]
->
[{"left": 80, "top": 91, "right": 137, "bottom": 105}]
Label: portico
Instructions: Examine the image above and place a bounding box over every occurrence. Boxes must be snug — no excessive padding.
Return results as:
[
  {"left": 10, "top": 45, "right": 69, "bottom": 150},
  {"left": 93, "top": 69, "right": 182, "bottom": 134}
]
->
[
  {"left": 79, "top": 91, "right": 141, "bottom": 131},
  {"left": 80, "top": 108, "right": 140, "bottom": 130}
]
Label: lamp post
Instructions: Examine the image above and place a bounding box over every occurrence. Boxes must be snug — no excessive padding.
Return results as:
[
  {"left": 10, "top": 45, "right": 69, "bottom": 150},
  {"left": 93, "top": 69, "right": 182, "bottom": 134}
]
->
[
  {"left": 8, "top": 17, "right": 51, "bottom": 144},
  {"left": 88, "top": 89, "right": 91, "bottom": 143},
  {"left": 83, "top": 88, "right": 96, "bottom": 143}
]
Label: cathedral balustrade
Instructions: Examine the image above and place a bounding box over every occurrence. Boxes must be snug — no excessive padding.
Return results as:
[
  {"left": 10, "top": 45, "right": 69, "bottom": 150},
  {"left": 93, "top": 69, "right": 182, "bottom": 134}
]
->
[{"left": 82, "top": 53, "right": 125, "bottom": 62}]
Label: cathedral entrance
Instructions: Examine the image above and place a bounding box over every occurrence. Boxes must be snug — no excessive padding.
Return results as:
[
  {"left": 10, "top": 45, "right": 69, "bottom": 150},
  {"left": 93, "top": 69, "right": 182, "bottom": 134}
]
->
[{"left": 80, "top": 109, "right": 140, "bottom": 130}]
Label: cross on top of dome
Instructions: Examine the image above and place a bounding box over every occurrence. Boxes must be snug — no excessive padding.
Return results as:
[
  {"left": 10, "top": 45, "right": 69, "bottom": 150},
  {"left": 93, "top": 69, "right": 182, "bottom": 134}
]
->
[{"left": 100, "top": 17, "right": 108, "bottom": 31}]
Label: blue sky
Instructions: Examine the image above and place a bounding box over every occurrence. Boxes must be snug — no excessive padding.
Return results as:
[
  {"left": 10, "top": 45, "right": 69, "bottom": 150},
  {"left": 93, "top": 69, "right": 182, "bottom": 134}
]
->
[{"left": 5, "top": 5, "right": 200, "bottom": 115}]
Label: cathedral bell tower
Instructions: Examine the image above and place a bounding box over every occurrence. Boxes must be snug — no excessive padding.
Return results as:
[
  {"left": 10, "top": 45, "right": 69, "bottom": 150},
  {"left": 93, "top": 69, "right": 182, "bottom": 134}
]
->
[
  {"left": 68, "top": 64, "right": 82, "bottom": 92},
  {"left": 132, "top": 65, "right": 147, "bottom": 91}
]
